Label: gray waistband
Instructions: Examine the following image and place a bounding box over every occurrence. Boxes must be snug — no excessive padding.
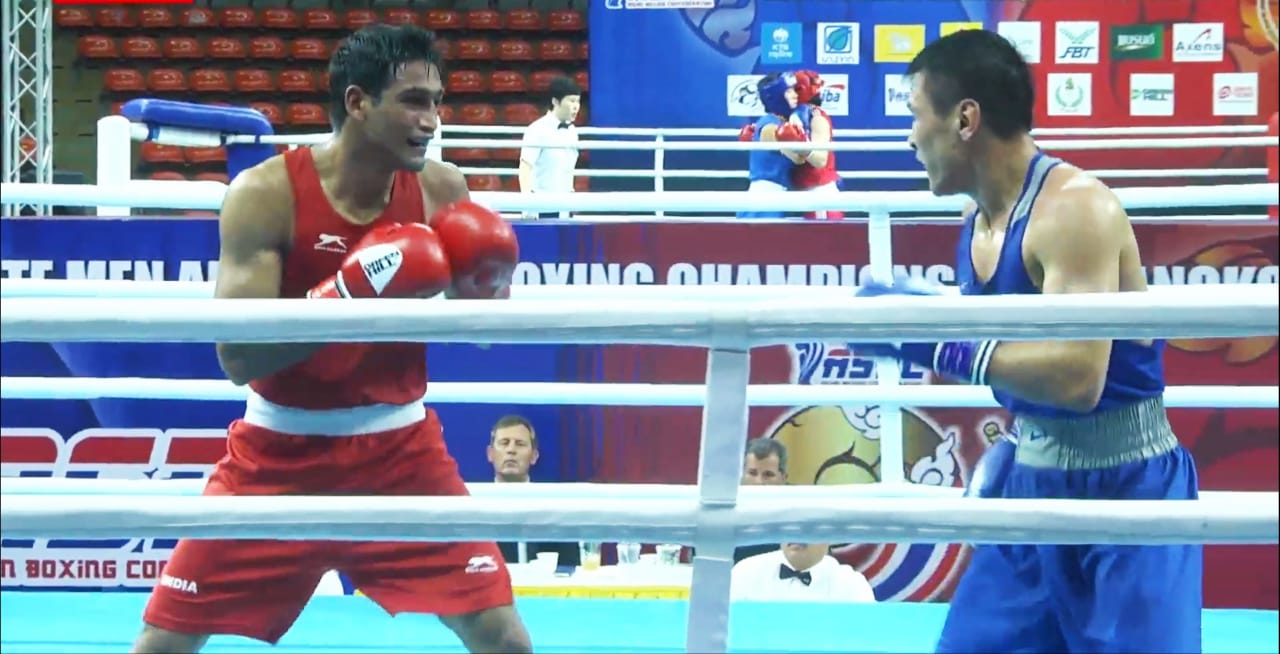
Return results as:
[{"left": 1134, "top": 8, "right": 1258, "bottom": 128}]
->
[{"left": 1012, "top": 395, "right": 1178, "bottom": 470}]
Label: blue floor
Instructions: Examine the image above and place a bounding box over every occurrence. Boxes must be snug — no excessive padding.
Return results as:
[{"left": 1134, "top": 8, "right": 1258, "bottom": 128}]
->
[{"left": 1, "top": 592, "right": 1276, "bottom": 653}]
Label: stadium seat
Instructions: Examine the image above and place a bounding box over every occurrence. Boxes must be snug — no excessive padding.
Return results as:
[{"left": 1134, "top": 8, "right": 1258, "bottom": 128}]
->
[
  {"left": 302, "top": 9, "right": 341, "bottom": 30},
  {"left": 162, "top": 37, "right": 204, "bottom": 60},
  {"left": 344, "top": 10, "right": 378, "bottom": 31},
  {"left": 465, "top": 10, "right": 503, "bottom": 31},
  {"left": 574, "top": 176, "right": 590, "bottom": 193},
  {"left": 502, "top": 175, "right": 521, "bottom": 192},
  {"left": 491, "top": 146, "right": 520, "bottom": 163},
  {"left": 149, "top": 171, "right": 188, "bottom": 182},
  {"left": 574, "top": 71, "right": 590, "bottom": 93},
  {"left": 77, "top": 36, "right": 118, "bottom": 60},
  {"left": 505, "top": 9, "right": 544, "bottom": 31},
  {"left": 577, "top": 41, "right": 590, "bottom": 61},
  {"left": 438, "top": 105, "right": 455, "bottom": 124},
  {"left": 207, "top": 38, "right": 247, "bottom": 60},
  {"left": 177, "top": 7, "right": 217, "bottom": 29},
  {"left": 261, "top": 8, "right": 299, "bottom": 30},
  {"left": 287, "top": 103, "right": 329, "bottom": 126},
  {"left": 249, "top": 102, "right": 283, "bottom": 126},
  {"left": 457, "top": 103, "right": 497, "bottom": 126},
  {"left": 249, "top": 37, "right": 287, "bottom": 60},
  {"left": 446, "top": 70, "right": 486, "bottom": 94},
  {"left": 121, "top": 36, "right": 161, "bottom": 60},
  {"left": 195, "top": 172, "right": 230, "bottom": 184},
  {"left": 290, "top": 39, "right": 329, "bottom": 61},
  {"left": 95, "top": 8, "right": 135, "bottom": 30},
  {"left": 455, "top": 39, "right": 494, "bottom": 61},
  {"left": 186, "top": 147, "right": 226, "bottom": 165},
  {"left": 466, "top": 174, "right": 502, "bottom": 192},
  {"left": 425, "top": 10, "right": 463, "bottom": 31},
  {"left": 435, "top": 38, "right": 456, "bottom": 60},
  {"left": 234, "top": 69, "right": 275, "bottom": 93},
  {"left": 489, "top": 71, "right": 528, "bottom": 94},
  {"left": 219, "top": 8, "right": 258, "bottom": 29},
  {"left": 539, "top": 40, "right": 575, "bottom": 62},
  {"left": 317, "top": 71, "right": 331, "bottom": 92},
  {"left": 278, "top": 70, "right": 315, "bottom": 94},
  {"left": 497, "top": 39, "right": 534, "bottom": 62},
  {"left": 109, "top": 102, "right": 127, "bottom": 116},
  {"left": 54, "top": 8, "right": 93, "bottom": 29},
  {"left": 383, "top": 8, "right": 420, "bottom": 27},
  {"left": 146, "top": 69, "right": 188, "bottom": 93},
  {"left": 502, "top": 103, "right": 541, "bottom": 126},
  {"left": 529, "top": 71, "right": 563, "bottom": 94},
  {"left": 140, "top": 142, "right": 185, "bottom": 165},
  {"left": 548, "top": 10, "right": 586, "bottom": 32},
  {"left": 189, "top": 69, "right": 231, "bottom": 94},
  {"left": 137, "top": 8, "right": 175, "bottom": 29},
  {"left": 449, "top": 147, "right": 490, "bottom": 162}
]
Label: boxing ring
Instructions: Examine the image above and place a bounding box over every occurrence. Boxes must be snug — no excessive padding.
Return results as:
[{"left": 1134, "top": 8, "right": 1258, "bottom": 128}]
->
[{"left": 2, "top": 116, "right": 1280, "bottom": 653}]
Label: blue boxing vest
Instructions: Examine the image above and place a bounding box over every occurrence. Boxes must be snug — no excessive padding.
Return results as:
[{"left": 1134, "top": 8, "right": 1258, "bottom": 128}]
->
[
  {"left": 747, "top": 114, "right": 793, "bottom": 188},
  {"left": 954, "top": 152, "right": 1166, "bottom": 419}
]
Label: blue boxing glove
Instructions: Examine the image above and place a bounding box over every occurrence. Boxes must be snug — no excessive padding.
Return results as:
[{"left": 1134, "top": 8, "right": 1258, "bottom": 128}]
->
[
  {"left": 791, "top": 103, "right": 814, "bottom": 136},
  {"left": 964, "top": 436, "right": 1016, "bottom": 498},
  {"left": 850, "top": 276, "right": 999, "bottom": 386}
]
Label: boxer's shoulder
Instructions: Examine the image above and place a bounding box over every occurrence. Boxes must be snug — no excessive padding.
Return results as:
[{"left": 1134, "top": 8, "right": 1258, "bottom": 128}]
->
[
  {"left": 218, "top": 154, "right": 293, "bottom": 243},
  {"left": 1024, "top": 165, "right": 1128, "bottom": 257},
  {"left": 417, "top": 159, "right": 470, "bottom": 213}
]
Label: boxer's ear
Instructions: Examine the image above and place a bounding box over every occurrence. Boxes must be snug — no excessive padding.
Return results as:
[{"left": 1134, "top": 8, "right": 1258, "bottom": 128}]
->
[{"left": 956, "top": 99, "right": 980, "bottom": 141}]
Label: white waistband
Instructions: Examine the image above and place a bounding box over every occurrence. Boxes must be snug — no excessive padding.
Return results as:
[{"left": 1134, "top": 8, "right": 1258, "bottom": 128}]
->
[
  {"left": 243, "top": 389, "right": 426, "bottom": 437},
  {"left": 804, "top": 181, "right": 841, "bottom": 194},
  {"left": 748, "top": 179, "right": 787, "bottom": 192}
]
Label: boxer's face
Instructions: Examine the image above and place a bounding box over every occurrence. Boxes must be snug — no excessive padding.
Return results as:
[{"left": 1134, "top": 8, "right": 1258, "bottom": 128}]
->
[
  {"left": 906, "top": 73, "right": 965, "bottom": 196},
  {"left": 351, "top": 59, "right": 442, "bottom": 171}
]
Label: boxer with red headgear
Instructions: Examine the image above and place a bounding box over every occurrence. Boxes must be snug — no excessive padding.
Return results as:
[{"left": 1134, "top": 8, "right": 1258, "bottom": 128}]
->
[
  {"left": 736, "top": 72, "right": 812, "bottom": 219},
  {"left": 789, "top": 70, "right": 843, "bottom": 220}
]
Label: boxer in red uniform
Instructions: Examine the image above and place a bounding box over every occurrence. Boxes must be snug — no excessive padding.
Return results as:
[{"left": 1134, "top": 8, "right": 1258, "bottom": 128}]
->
[
  {"left": 790, "top": 70, "right": 844, "bottom": 220},
  {"left": 133, "top": 24, "right": 531, "bottom": 654}
]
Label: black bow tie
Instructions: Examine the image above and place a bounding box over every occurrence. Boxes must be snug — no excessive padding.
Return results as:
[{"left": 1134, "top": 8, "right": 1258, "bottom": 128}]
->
[
  {"left": 779, "top": 565, "right": 812, "bottom": 586},
  {"left": 557, "top": 122, "right": 570, "bottom": 129}
]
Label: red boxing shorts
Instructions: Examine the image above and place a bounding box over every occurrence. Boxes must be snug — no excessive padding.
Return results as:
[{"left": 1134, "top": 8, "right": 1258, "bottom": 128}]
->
[{"left": 142, "top": 408, "right": 513, "bottom": 644}]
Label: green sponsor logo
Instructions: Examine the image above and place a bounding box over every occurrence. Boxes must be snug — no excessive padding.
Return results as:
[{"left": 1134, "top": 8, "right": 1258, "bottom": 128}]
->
[{"left": 1111, "top": 24, "right": 1163, "bottom": 60}]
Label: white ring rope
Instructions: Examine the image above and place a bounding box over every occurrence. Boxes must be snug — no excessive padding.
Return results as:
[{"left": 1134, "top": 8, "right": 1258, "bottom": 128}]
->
[
  {"left": 467, "top": 166, "right": 1272, "bottom": 181},
  {"left": 3, "top": 182, "right": 1274, "bottom": 213}
]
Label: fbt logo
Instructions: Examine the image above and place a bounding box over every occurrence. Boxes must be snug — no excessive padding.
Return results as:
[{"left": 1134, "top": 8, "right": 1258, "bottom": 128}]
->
[{"left": 1055, "top": 21, "right": 1099, "bottom": 64}]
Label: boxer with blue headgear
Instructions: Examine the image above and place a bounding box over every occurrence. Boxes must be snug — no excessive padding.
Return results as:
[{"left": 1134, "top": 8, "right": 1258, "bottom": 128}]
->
[{"left": 736, "top": 72, "right": 812, "bottom": 219}]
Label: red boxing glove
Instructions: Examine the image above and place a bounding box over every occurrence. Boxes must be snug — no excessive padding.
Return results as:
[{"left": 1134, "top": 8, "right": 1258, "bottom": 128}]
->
[
  {"left": 775, "top": 122, "right": 808, "bottom": 143},
  {"left": 737, "top": 123, "right": 757, "bottom": 142},
  {"left": 307, "top": 223, "right": 453, "bottom": 300},
  {"left": 430, "top": 200, "right": 519, "bottom": 299}
]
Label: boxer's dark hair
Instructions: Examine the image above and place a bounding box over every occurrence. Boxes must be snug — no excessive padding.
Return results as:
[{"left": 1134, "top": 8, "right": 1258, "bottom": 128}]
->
[
  {"left": 906, "top": 29, "right": 1033, "bottom": 139},
  {"left": 327, "top": 23, "right": 445, "bottom": 130}
]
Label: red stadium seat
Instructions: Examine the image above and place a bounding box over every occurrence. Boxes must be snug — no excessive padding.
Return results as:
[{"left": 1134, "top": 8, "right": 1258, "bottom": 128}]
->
[
  {"left": 455, "top": 39, "right": 493, "bottom": 62},
  {"left": 491, "top": 146, "right": 520, "bottom": 163},
  {"left": 234, "top": 69, "right": 275, "bottom": 93},
  {"left": 178, "top": 7, "right": 217, "bottom": 29},
  {"left": 505, "top": 9, "right": 544, "bottom": 31},
  {"left": 448, "top": 147, "right": 490, "bottom": 162},
  {"left": 344, "top": 10, "right": 378, "bottom": 31},
  {"left": 539, "top": 40, "right": 575, "bottom": 62},
  {"left": 497, "top": 39, "right": 534, "bottom": 62},
  {"left": 502, "top": 175, "right": 521, "bottom": 192},
  {"left": 146, "top": 69, "right": 188, "bottom": 93},
  {"left": 95, "top": 8, "right": 135, "bottom": 30},
  {"left": 435, "top": 38, "right": 456, "bottom": 60},
  {"left": 186, "top": 147, "right": 226, "bottom": 164},
  {"left": 425, "top": 10, "right": 463, "bottom": 31},
  {"left": 502, "top": 103, "right": 542, "bottom": 126},
  {"left": 278, "top": 69, "right": 315, "bottom": 94},
  {"left": 290, "top": 39, "right": 329, "bottom": 61},
  {"left": 54, "top": 8, "right": 93, "bottom": 28},
  {"left": 574, "top": 177, "right": 591, "bottom": 193},
  {"left": 302, "top": 9, "right": 341, "bottom": 30},
  {"left": 162, "top": 37, "right": 204, "bottom": 60},
  {"left": 489, "top": 71, "right": 528, "bottom": 94},
  {"left": 466, "top": 174, "right": 502, "bottom": 192},
  {"left": 121, "top": 36, "right": 161, "bottom": 60},
  {"left": 104, "top": 69, "right": 145, "bottom": 93},
  {"left": 457, "top": 103, "right": 497, "bottom": 126},
  {"left": 189, "top": 69, "right": 231, "bottom": 93},
  {"left": 249, "top": 102, "right": 283, "bottom": 126},
  {"left": 548, "top": 10, "right": 585, "bottom": 32},
  {"left": 437, "top": 105, "right": 455, "bottom": 124},
  {"left": 529, "top": 70, "right": 563, "bottom": 94},
  {"left": 207, "top": 38, "right": 247, "bottom": 60},
  {"left": 249, "top": 37, "right": 287, "bottom": 60},
  {"left": 261, "top": 8, "right": 299, "bottom": 30},
  {"left": 465, "top": 10, "right": 502, "bottom": 31},
  {"left": 287, "top": 103, "right": 329, "bottom": 126},
  {"left": 77, "top": 36, "right": 118, "bottom": 60},
  {"left": 446, "top": 70, "right": 486, "bottom": 94},
  {"left": 149, "top": 171, "right": 188, "bottom": 182},
  {"left": 195, "top": 172, "right": 230, "bottom": 184},
  {"left": 219, "top": 8, "right": 258, "bottom": 29},
  {"left": 383, "top": 8, "right": 420, "bottom": 27},
  {"left": 140, "top": 142, "right": 185, "bottom": 165},
  {"left": 577, "top": 41, "right": 590, "bottom": 61},
  {"left": 574, "top": 71, "right": 590, "bottom": 93},
  {"left": 137, "top": 8, "right": 175, "bottom": 29}
]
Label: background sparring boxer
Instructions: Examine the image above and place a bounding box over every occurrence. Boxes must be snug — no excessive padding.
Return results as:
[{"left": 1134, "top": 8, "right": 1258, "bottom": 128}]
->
[
  {"left": 736, "top": 72, "right": 809, "bottom": 219},
  {"left": 133, "top": 24, "right": 532, "bottom": 654},
  {"left": 789, "top": 70, "right": 843, "bottom": 220},
  {"left": 849, "top": 29, "right": 1201, "bottom": 653}
]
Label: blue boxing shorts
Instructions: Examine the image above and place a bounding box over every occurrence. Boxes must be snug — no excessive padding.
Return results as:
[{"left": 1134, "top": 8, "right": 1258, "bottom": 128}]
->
[{"left": 937, "top": 397, "right": 1203, "bottom": 654}]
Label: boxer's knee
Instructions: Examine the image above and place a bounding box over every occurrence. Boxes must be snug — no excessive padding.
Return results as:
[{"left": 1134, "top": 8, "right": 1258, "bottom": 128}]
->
[
  {"left": 133, "top": 623, "right": 209, "bottom": 654},
  {"left": 440, "top": 604, "right": 532, "bottom": 654}
]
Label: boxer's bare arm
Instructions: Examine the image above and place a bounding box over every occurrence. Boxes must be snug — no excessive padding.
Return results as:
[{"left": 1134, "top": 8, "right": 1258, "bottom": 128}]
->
[
  {"left": 419, "top": 160, "right": 471, "bottom": 207},
  {"left": 803, "top": 111, "right": 831, "bottom": 168},
  {"left": 213, "top": 160, "right": 324, "bottom": 385},
  {"left": 982, "top": 176, "right": 1125, "bottom": 412}
]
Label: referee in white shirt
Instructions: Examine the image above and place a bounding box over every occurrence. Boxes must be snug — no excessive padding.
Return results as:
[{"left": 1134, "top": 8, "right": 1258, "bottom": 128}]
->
[
  {"left": 518, "top": 76, "right": 581, "bottom": 219},
  {"left": 730, "top": 543, "right": 877, "bottom": 603}
]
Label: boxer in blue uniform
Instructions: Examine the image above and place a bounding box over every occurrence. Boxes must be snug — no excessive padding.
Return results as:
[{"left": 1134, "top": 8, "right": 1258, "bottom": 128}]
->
[
  {"left": 850, "top": 30, "right": 1202, "bottom": 654},
  {"left": 736, "top": 72, "right": 810, "bottom": 219}
]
